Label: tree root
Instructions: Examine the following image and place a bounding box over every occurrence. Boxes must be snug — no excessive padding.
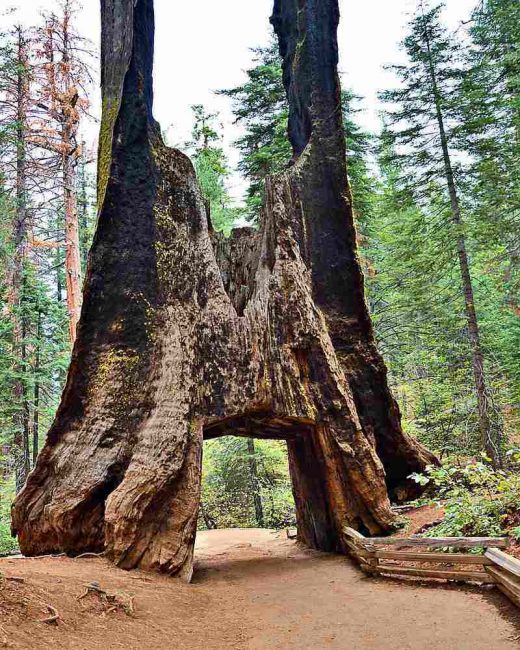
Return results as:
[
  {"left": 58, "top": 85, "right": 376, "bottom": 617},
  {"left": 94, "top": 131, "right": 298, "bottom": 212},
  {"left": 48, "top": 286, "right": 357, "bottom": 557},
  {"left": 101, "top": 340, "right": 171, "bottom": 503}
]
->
[
  {"left": 40, "top": 605, "right": 59, "bottom": 625},
  {"left": 2, "top": 576, "right": 25, "bottom": 584},
  {"left": 77, "top": 582, "right": 135, "bottom": 616}
]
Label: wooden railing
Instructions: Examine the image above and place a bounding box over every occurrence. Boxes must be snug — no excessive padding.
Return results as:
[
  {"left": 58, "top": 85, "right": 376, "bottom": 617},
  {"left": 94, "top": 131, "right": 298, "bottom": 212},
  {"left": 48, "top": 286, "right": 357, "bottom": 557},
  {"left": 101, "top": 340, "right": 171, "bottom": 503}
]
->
[{"left": 344, "top": 527, "right": 520, "bottom": 609}]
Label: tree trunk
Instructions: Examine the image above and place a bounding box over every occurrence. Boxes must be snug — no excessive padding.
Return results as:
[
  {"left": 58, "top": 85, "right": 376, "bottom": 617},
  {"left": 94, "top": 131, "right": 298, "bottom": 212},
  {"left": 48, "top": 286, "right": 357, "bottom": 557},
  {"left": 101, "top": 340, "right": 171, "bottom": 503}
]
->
[
  {"left": 55, "top": 209, "right": 63, "bottom": 303},
  {"left": 247, "top": 438, "right": 264, "bottom": 527},
  {"left": 11, "top": 27, "right": 31, "bottom": 491},
  {"left": 422, "top": 14, "right": 501, "bottom": 468},
  {"left": 63, "top": 147, "right": 82, "bottom": 344},
  {"left": 77, "top": 145, "right": 90, "bottom": 270},
  {"left": 12, "top": 0, "right": 436, "bottom": 579},
  {"left": 61, "top": 10, "right": 83, "bottom": 345},
  {"left": 32, "top": 311, "right": 41, "bottom": 465}
]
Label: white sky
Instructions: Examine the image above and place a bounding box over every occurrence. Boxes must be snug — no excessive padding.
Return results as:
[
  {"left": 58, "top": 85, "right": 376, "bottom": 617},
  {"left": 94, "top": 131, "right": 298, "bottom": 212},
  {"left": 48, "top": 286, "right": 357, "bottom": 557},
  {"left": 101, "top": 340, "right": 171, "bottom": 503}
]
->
[{"left": 4, "top": 0, "right": 477, "bottom": 201}]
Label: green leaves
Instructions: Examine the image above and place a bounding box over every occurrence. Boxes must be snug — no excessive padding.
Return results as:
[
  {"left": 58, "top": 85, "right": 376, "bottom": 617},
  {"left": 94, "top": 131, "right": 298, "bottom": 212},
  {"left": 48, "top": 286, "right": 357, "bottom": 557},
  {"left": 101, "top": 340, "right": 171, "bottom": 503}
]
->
[
  {"left": 368, "top": 0, "right": 519, "bottom": 457},
  {"left": 410, "top": 458, "right": 520, "bottom": 540},
  {"left": 219, "top": 40, "right": 291, "bottom": 223},
  {"left": 200, "top": 437, "right": 295, "bottom": 530},
  {"left": 187, "top": 105, "right": 239, "bottom": 235}
]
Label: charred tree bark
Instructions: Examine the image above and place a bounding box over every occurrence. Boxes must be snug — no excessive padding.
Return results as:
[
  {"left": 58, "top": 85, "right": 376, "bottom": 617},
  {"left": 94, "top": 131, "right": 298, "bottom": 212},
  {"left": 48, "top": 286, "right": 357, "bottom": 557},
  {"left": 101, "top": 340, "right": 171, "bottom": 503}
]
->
[
  {"left": 12, "top": 0, "right": 436, "bottom": 579},
  {"left": 270, "top": 0, "right": 437, "bottom": 501}
]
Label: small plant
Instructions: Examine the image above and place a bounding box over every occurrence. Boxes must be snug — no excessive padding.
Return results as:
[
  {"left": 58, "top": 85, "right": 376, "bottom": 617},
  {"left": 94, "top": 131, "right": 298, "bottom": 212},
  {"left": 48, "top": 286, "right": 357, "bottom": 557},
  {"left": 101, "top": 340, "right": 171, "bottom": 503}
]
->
[
  {"left": 0, "top": 481, "right": 18, "bottom": 555},
  {"left": 410, "top": 454, "right": 520, "bottom": 540}
]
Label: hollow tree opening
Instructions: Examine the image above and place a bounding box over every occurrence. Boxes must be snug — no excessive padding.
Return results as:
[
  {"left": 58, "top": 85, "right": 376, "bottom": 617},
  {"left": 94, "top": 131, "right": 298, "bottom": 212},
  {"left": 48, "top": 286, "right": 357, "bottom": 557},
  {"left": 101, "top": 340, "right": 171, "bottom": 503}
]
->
[
  {"left": 11, "top": 0, "right": 437, "bottom": 581},
  {"left": 199, "top": 423, "right": 297, "bottom": 533}
]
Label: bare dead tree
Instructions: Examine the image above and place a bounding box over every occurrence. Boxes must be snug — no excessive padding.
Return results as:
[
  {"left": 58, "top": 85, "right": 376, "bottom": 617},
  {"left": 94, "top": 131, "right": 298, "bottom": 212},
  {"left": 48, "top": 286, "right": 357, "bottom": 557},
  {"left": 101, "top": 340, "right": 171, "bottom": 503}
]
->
[{"left": 31, "top": 0, "right": 93, "bottom": 344}]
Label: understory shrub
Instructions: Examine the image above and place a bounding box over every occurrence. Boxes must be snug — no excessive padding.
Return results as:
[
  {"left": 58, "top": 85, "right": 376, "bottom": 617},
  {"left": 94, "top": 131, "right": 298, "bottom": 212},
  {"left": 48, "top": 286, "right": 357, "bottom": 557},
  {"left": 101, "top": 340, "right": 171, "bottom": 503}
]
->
[
  {"left": 411, "top": 450, "right": 520, "bottom": 541},
  {"left": 0, "top": 480, "right": 18, "bottom": 554}
]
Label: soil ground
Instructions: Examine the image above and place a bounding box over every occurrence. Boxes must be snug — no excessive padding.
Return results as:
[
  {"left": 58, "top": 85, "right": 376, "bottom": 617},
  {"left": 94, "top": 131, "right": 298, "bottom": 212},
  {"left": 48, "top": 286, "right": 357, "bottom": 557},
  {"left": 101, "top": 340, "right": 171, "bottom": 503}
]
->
[{"left": 0, "top": 528, "right": 519, "bottom": 649}]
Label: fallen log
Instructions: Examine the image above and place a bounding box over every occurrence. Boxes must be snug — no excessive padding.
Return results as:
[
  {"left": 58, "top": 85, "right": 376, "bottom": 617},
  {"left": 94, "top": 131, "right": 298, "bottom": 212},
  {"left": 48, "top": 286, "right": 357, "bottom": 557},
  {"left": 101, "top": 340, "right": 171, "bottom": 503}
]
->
[
  {"left": 375, "top": 550, "right": 492, "bottom": 565},
  {"left": 366, "top": 536, "right": 508, "bottom": 549}
]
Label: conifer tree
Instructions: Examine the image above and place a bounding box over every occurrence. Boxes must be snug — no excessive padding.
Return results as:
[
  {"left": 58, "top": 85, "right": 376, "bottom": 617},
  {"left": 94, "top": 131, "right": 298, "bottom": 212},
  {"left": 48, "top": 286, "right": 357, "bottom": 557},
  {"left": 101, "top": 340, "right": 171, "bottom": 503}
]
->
[
  {"left": 219, "top": 41, "right": 291, "bottom": 222},
  {"left": 460, "top": 0, "right": 519, "bottom": 310},
  {"left": 380, "top": 1, "right": 502, "bottom": 466},
  {"left": 187, "top": 104, "right": 238, "bottom": 234},
  {"left": 0, "top": 6, "right": 95, "bottom": 496},
  {"left": 0, "top": 25, "right": 35, "bottom": 487}
]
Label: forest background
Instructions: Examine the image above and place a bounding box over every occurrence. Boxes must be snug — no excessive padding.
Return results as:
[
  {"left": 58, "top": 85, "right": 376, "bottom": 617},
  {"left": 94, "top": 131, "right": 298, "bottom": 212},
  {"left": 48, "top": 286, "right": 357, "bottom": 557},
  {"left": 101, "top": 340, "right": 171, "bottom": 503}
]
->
[{"left": 0, "top": 0, "right": 518, "bottom": 551}]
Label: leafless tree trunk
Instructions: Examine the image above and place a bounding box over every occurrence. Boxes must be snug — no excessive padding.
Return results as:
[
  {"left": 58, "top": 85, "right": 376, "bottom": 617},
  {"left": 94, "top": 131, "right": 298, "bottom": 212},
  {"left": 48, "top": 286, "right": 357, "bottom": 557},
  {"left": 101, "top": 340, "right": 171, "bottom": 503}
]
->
[
  {"left": 34, "top": 0, "right": 89, "bottom": 344},
  {"left": 247, "top": 438, "right": 264, "bottom": 527}
]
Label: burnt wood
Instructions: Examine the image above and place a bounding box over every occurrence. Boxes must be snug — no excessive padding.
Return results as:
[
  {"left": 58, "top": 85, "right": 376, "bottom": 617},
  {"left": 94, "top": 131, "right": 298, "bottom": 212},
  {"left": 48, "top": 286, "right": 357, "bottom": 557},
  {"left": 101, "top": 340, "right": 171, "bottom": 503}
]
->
[{"left": 11, "top": 0, "right": 435, "bottom": 579}]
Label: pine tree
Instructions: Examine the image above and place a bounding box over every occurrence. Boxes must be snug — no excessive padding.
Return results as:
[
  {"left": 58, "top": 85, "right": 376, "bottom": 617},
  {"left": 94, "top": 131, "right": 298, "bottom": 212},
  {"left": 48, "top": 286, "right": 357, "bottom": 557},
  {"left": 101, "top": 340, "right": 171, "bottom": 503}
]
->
[
  {"left": 0, "top": 25, "right": 35, "bottom": 487},
  {"left": 0, "top": 7, "right": 95, "bottom": 497},
  {"left": 380, "top": 1, "right": 503, "bottom": 466},
  {"left": 461, "top": 0, "right": 519, "bottom": 250},
  {"left": 219, "top": 41, "right": 291, "bottom": 222},
  {"left": 460, "top": 0, "right": 519, "bottom": 416},
  {"left": 187, "top": 104, "right": 238, "bottom": 234},
  {"left": 220, "top": 42, "right": 376, "bottom": 227}
]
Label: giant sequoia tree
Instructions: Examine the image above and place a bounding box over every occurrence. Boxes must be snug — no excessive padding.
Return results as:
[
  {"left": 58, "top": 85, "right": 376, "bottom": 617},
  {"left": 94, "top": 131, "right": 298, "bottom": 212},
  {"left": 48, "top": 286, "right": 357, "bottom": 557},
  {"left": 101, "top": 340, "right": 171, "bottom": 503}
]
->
[{"left": 11, "top": 0, "right": 435, "bottom": 580}]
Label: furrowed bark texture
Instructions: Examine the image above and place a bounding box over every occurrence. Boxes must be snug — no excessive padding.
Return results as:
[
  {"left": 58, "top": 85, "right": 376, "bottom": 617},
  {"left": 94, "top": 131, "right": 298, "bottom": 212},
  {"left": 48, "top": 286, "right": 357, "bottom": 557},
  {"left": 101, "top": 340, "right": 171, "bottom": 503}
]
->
[{"left": 12, "top": 0, "right": 436, "bottom": 579}]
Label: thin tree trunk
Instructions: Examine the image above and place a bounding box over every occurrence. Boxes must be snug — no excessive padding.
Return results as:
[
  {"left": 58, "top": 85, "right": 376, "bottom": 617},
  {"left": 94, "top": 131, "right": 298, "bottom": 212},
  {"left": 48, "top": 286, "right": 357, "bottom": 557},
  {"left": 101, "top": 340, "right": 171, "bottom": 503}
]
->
[
  {"left": 63, "top": 149, "right": 82, "bottom": 344},
  {"left": 20, "top": 313, "right": 31, "bottom": 483},
  {"left": 38, "top": 4, "right": 83, "bottom": 344},
  {"left": 33, "top": 311, "right": 41, "bottom": 465},
  {"left": 421, "top": 12, "right": 501, "bottom": 468},
  {"left": 247, "top": 438, "right": 264, "bottom": 527},
  {"left": 11, "top": 27, "right": 31, "bottom": 491},
  {"left": 77, "top": 145, "right": 90, "bottom": 270},
  {"left": 61, "top": 9, "right": 82, "bottom": 344},
  {"left": 55, "top": 209, "right": 63, "bottom": 302}
]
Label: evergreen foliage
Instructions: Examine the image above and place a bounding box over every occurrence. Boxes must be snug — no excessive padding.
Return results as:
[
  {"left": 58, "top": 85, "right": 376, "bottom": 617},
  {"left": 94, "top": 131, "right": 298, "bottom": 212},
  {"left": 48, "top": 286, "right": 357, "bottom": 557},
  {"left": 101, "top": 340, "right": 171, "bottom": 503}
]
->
[
  {"left": 374, "top": 0, "right": 517, "bottom": 465},
  {"left": 219, "top": 41, "right": 291, "bottom": 222},
  {"left": 200, "top": 437, "right": 294, "bottom": 530},
  {"left": 186, "top": 104, "right": 239, "bottom": 234}
]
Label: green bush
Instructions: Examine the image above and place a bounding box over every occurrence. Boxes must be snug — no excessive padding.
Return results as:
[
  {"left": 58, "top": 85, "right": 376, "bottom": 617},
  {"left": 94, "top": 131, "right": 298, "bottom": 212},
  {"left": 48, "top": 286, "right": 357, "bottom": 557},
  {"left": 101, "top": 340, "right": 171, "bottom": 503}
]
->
[
  {"left": 0, "top": 480, "right": 18, "bottom": 554},
  {"left": 200, "top": 437, "right": 295, "bottom": 530},
  {"left": 410, "top": 454, "right": 520, "bottom": 541}
]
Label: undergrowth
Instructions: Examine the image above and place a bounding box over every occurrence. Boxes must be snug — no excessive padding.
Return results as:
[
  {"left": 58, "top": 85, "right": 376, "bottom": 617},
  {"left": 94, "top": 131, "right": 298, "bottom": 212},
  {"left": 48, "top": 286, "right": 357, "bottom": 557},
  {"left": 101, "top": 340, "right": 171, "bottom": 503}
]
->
[
  {"left": 0, "top": 480, "right": 19, "bottom": 554},
  {"left": 410, "top": 449, "right": 520, "bottom": 542}
]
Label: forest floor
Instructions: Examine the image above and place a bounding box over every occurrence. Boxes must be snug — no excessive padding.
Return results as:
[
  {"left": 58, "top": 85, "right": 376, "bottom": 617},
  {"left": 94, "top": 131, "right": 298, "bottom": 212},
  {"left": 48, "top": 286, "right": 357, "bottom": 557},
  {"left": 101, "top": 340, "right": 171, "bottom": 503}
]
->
[{"left": 0, "top": 525, "right": 519, "bottom": 649}]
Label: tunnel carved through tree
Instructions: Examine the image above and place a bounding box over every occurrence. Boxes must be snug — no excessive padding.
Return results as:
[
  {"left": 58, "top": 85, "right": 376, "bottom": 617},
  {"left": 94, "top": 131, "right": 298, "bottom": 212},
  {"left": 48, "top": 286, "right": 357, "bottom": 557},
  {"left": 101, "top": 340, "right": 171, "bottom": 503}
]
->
[{"left": 11, "top": 0, "right": 437, "bottom": 580}]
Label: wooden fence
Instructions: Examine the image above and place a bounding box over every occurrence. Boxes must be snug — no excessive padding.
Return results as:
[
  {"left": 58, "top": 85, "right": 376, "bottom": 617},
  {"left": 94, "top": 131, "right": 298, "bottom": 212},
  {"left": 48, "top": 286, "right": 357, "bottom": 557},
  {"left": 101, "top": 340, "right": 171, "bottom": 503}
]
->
[{"left": 344, "top": 527, "right": 520, "bottom": 609}]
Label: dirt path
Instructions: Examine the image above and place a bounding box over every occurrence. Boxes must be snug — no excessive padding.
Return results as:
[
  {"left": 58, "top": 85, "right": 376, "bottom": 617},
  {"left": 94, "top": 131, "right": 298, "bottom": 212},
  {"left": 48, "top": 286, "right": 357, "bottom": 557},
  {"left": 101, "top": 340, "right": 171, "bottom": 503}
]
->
[{"left": 1, "top": 529, "right": 518, "bottom": 649}]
